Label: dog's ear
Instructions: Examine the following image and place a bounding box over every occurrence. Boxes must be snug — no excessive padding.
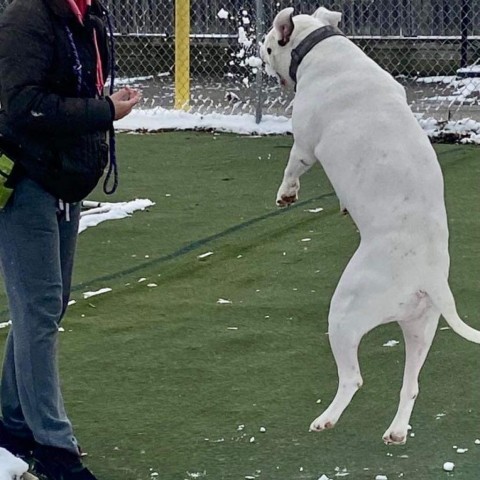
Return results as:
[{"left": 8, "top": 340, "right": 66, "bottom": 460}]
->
[
  {"left": 312, "top": 6, "right": 342, "bottom": 27},
  {"left": 273, "top": 7, "right": 295, "bottom": 46}
]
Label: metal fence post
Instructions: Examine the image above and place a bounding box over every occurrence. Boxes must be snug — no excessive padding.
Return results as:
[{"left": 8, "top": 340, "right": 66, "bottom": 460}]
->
[
  {"left": 460, "top": 0, "right": 471, "bottom": 68},
  {"left": 255, "top": 0, "right": 265, "bottom": 124},
  {"left": 175, "top": 0, "right": 190, "bottom": 110}
]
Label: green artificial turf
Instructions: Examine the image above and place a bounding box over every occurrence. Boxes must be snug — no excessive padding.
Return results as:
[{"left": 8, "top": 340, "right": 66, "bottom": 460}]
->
[{"left": 0, "top": 134, "right": 479, "bottom": 479}]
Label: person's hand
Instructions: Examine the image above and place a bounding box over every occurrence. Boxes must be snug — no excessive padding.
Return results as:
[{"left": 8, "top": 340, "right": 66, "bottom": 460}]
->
[{"left": 109, "top": 87, "right": 141, "bottom": 120}]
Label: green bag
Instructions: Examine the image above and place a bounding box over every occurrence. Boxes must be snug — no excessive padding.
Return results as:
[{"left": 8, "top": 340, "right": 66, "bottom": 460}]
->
[{"left": 0, "top": 152, "right": 14, "bottom": 209}]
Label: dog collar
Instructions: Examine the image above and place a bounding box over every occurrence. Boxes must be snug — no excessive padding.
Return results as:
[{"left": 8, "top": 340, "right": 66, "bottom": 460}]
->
[{"left": 289, "top": 25, "right": 345, "bottom": 85}]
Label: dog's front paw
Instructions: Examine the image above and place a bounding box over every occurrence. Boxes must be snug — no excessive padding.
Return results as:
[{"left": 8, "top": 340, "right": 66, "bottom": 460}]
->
[
  {"left": 276, "top": 180, "right": 299, "bottom": 207},
  {"left": 382, "top": 428, "right": 408, "bottom": 445},
  {"left": 309, "top": 414, "right": 337, "bottom": 432}
]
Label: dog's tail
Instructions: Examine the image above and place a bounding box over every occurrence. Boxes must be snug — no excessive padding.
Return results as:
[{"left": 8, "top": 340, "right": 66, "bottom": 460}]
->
[{"left": 428, "top": 280, "right": 480, "bottom": 344}]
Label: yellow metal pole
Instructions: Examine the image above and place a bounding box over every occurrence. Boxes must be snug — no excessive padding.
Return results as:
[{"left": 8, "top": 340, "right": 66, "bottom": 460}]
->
[{"left": 175, "top": 0, "right": 190, "bottom": 110}]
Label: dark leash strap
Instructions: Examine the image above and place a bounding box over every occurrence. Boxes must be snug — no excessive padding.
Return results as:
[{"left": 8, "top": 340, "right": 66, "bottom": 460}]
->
[
  {"left": 65, "top": 10, "right": 119, "bottom": 196},
  {"left": 64, "top": 24, "right": 83, "bottom": 95},
  {"left": 289, "top": 25, "right": 345, "bottom": 86},
  {"left": 102, "top": 10, "right": 118, "bottom": 195}
]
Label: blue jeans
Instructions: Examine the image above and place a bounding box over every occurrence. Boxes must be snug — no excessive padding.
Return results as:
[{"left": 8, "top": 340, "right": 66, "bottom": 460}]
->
[{"left": 0, "top": 177, "right": 81, "bottom": 454}]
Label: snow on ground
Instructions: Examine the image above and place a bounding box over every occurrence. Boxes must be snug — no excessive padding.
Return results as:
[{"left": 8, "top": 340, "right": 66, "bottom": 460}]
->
[
  {"left": 416, "top": 74, "right": 480, "bottom": 103},
  {"left": 116, "top": 108, "right": 291, "bottom": 136},
  {"left": 0, "top": 447, "right": 29, "bottom": 480},
  {"left": 79, "top": 199, "right": 154, "bottom": 234},
  {"left": 116, "top": 107, "right": 480, "bottom": 144},
  {"left": 457, "top": 65, "right": 480, "bottom": 76}
]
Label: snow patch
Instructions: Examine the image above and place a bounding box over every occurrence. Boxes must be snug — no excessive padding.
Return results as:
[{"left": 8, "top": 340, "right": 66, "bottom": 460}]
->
[
  {"left": 197, "top": 251, "right": 214, "bottom": 260},
  {"left": 79, "top": 199, "right": 154, "bottom": 234},
  {"left": 116, "top": 108, "right": 291, "bottom": 136},
  {"left": 83, "top": 288, "right": 112, "bottom": 299},
  {"left": 217, "top": 8, "right": 229, "bottom": 19},
  {"left": 0, "top": 447, "right": 29, "bottom": 480},
  {"left": 443, "top": 462, "right": 455, "bottom": 472},
  {"left": 116, "top": 108, "right": 480, "bottom": 144}
]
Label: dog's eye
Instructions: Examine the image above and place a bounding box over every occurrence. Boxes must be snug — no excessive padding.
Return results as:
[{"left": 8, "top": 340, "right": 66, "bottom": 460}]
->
[{"left": 267, "top": 48, "right": 272, "bottom": 55}]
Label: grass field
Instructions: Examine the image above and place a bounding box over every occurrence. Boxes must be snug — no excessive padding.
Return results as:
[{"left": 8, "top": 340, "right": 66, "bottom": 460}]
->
[{"left": 0, "top": 133, "right": 479, "bottom": 480}]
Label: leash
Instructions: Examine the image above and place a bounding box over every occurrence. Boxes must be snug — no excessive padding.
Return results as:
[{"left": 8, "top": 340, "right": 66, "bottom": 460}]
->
[
  {"left": 65, "top": 8, "right": 118, "bottom": 196},
  {"left": 102, "top": 10, "right": 118, "bottom": 195},
  {"left": 64, "top": 25, "right": 84, "bottom": 95}
]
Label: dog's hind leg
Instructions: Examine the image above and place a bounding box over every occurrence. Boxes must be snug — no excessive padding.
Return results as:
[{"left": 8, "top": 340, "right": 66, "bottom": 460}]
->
[
  {"left": 309, "top": 312, "right": 369, "bottom": 432},
  {"left": 309, "top": 269, "right": 381, "bottom": 432},
  {"left": 382, "top": 309, "right": 439, "bottom": 445}
]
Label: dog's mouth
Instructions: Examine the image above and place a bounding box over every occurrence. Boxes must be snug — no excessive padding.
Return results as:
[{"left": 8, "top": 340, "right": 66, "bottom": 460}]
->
[{"left": 262, "top": 60, "right": 288, "bottom": 87}]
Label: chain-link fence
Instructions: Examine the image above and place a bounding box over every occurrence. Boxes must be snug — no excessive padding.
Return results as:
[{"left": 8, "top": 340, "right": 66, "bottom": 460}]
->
[{"left": 1, "top": 0, "right": 480, "bottom": 120}]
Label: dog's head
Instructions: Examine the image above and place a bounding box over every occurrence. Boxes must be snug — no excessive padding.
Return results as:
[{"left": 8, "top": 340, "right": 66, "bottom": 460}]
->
[{"left": 260, "top": 6, "right": 342, "bottom": 88}]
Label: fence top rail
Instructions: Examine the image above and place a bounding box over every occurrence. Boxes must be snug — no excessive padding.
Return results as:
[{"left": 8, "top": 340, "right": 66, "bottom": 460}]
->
[{"left": 114, "top": 33, "right": 480, "bottom": 41}]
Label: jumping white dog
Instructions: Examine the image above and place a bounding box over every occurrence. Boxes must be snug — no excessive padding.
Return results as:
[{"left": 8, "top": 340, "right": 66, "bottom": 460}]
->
[{"left": 261, "top": 6, "right": 480, "bottom": 444}]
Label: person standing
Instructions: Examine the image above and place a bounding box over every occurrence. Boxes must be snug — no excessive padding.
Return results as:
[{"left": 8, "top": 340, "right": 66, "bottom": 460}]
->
[{"left": 0, "top": 0, "right": 140, "bottom": 478}]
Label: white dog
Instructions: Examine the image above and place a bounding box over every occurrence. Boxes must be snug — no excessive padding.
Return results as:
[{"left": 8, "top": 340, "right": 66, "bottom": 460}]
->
[{"left": 261, "top": 6, "right": 480, "bottom": 444}]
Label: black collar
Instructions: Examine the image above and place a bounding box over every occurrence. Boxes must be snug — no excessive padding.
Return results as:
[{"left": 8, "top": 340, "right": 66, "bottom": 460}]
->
[{"left": 289, "top": 25, "right": 345, "bottom": 85}]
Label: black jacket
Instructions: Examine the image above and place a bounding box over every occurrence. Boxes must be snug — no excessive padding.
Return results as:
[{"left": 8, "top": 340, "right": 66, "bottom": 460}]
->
[{"left": 0, "top": 0, "right": 114, "bottom": 202}]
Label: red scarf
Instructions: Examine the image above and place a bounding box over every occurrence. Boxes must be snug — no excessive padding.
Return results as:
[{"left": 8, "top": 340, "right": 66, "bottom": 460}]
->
[
  {"left": 66, "top": 0, "right": 90, "bottom": 23},
  {"left": 65, "top": 0, "right": 104, "bottom": 96}
]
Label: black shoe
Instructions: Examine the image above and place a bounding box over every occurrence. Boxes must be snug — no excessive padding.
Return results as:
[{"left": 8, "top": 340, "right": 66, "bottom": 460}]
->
[
  {"left": 0, "top": 420, "right": 35, "bottom": 460},
  {"left": 33, "top": 444, "right": 98, "bottom": 480}
]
